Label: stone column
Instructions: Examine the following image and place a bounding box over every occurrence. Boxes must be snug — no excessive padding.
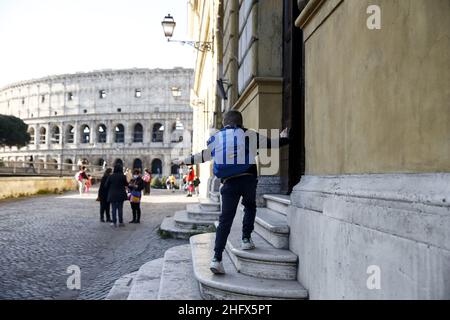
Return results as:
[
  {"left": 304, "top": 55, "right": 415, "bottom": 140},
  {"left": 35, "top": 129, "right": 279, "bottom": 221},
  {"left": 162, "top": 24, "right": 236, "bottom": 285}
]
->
[
  {"left": 74, "top": 121, "right": 79, "bottom": 145},
  {"left": 106, "top": 120, "right": 113, "bottom": 144},
  {"left": 163, "top": 120, "right": 171, "bottom": 144},
  {"left": 163, "top": 155, "right": 172, "bottom": 176}
]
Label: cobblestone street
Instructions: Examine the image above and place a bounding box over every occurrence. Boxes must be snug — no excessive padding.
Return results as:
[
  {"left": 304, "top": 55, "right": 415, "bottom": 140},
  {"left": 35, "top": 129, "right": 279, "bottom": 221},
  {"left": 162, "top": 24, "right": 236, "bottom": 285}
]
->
[{"left": 0, "top": 188, "right": 198, "bottom": 300}]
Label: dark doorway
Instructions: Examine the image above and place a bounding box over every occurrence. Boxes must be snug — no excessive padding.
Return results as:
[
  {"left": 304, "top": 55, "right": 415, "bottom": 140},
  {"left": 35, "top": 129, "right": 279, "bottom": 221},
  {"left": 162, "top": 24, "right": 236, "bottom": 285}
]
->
[
  {"left": 133, "top": 158, "right": 143, "bottom": 172},
  {"left": 114, "top": 159, "right": 123, "bottom": 167},
  {"left": 281, "top": 0, "right": 305, "bottom": 194},
  {"left": 151, "top": 159, "right": 162, "bottom": 175}
]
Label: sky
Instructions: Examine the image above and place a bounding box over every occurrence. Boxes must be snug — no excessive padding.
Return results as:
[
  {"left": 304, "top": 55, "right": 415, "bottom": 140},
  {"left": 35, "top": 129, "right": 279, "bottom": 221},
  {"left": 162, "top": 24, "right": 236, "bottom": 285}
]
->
[{"left": 0, "top": 0, "right": 195, "bottom": 87}]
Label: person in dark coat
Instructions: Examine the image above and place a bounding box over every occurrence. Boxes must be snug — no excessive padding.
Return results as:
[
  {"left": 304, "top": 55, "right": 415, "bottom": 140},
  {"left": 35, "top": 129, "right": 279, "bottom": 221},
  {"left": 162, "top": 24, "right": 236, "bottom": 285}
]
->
[
  {"left": 105, "top": 164, "right": 129, "bottom": 227},
  {"left": 97, "top": 168, "right": 112, "bottom": 222},
  {"left": 127, "top": 169, "right": 145, "bottom": 223}
]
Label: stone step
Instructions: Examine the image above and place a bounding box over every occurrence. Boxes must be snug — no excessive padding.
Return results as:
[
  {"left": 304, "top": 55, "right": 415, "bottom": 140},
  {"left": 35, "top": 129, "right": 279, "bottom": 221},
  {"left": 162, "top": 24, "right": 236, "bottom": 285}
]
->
[
  {"left": 252, "top": 207, "right": 290, "bottom": 249},
  {"left": 159, "top": 217, "right": 205, "bottom": 239},
  {"left": 199, "top": 199, "right": 221, "bottom": 211},
  {"left": 224, "top": 218, "right": 298, "bottom": 280},
  {"left": 190, "top": 233, "right": 308, "bottom": 300},
  {"left": 157, "top": 244, "right": 202, "bottom": 300},
  {"left": 127, "top": 258, "right": 164, "bottom": 300},
  {"left": 174, "top": 210, "right": 217, "bottom": 231},
  {"left": 105, "top": 271, "right": 138, "bottom": 300},
  {"left": 209, "top": 191, "right": 220, "bottom": 203},
  {"left": 263, "top": 194, "right": 291, "bottom": 216},
  {"left": 186, "top": 204, "right": 221, "bottom": 220}
]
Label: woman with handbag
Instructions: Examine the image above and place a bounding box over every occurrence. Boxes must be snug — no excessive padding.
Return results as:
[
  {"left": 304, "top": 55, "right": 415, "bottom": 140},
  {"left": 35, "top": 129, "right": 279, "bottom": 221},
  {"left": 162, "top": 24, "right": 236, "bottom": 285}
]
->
[
  {"left": 97, "top": 168, "right": 112, "bottom": 222},
  {"left": 128, "top": 169, "right": 145, "bottom": 223}
]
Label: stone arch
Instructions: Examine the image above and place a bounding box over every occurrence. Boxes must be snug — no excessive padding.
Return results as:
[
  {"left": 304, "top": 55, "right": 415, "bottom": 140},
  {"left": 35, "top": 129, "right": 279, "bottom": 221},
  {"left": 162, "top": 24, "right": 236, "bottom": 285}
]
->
[
  {"left": 133, "top": 158, "right": 143, "bottom": 172},
  {"left": 80, "top": 124, "right": 90, "bottom": 144},
  {"left": 170, "top": 120, "right": 184, "bottom": 142},
  {"left": 39, "top": 127, "right": 46, "bottom": 144},
  {"left": 151, "top": 158, "right": 162, "bottom": 175},
  {"left": 133, "top": 123, "right": 144, "bottom": 143},
  {"left": 152, "top": 123, "right": 164, "bottom": 142},
  {"left": 114, "top": 124, "right": 125, "bottom": 143},
  {"left": 66, "top": 125, "right": 75, "bottom": 143},
  {"left": 50, "top": 125, "right": 60, "bottom": 144},
  {"left": 28, "top": 127, "right": 35, "bottom": 145},
  {"left": 171, "top": 164, "right": 180, "bottom": 175},
  {"left": 49, "top": 159, "right": 58, "bottom": 170},
  {"left": 97, "top": 124, "right": 107, "bottom": 143},
  {"left": 114, "top": 158, "right": 124, "bottom": 167}
]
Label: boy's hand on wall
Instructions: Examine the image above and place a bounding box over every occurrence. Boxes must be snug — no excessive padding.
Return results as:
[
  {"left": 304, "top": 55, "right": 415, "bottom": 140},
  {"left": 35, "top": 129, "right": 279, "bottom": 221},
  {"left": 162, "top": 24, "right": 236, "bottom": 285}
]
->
[{"left": 280, "top": 127, "right": 290, "bottom": 138}]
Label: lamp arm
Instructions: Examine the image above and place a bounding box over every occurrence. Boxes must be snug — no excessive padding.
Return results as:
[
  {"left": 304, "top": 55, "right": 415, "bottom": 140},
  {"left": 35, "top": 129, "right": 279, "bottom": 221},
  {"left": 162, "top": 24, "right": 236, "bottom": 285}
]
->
[{"left": 167, "top": 39, "right": 213, "bottom": 52}]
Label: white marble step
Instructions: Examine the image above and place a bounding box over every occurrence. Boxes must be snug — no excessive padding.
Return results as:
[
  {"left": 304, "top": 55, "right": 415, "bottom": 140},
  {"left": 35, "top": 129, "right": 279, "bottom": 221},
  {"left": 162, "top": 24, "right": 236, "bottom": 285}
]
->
[
  {"left": 263, "top": 194, "right": 291, "bottom": 216},
  {"left": 209, "top": 191, "right": 220, "bottom": 202},
  {"left": 190, "top": 233, "right": 308, "bottom": 300},
  {"left": 174, "top": 210, "right": 217, "bottom": 231},
  {"left": 157, "top": 244, "right": 202, "bottom": 300},
  {"left": 160, "top": 217, "right": 204, "bottom": 239},
  {"left": 186, "top": 204, "right": 221, "bottom": 220},
  {"left": 105, "top": 271, "right": 138, "bottom": 300},
  {"left": 200, "top": 198, "right": 220, "bottom": 210},
  {"left": 224, "top": 218, "right": 298, "bottom": 280},
  {"left": 252, "top": 208, "right": 290, "bottom": 249},
  {"left": 127, "top": 258, "right": 164, "bottom": 300}
]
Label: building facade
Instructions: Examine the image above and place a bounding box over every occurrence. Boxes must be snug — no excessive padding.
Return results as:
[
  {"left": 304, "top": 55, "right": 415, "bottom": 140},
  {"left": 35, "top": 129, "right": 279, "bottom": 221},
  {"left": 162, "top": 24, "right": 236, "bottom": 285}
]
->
[
  {"left": 189, "top": 0, "right": 450, "bottom": 299},
  {"left": 0, "top": 68, "right": 194, "bottom": 175}
]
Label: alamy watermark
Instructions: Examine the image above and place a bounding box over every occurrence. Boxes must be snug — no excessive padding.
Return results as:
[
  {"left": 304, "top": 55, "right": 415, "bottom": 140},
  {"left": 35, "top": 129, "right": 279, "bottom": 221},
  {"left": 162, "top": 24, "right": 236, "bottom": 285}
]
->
[
  {"left": 366, "top": 265, "right": 381, "bottom": 290},
  {"left": 66, "top": 265, "right": 81, "bottom": 290},
  {"left": 367, "top": 5, "right": 381, "bottom": 30}
]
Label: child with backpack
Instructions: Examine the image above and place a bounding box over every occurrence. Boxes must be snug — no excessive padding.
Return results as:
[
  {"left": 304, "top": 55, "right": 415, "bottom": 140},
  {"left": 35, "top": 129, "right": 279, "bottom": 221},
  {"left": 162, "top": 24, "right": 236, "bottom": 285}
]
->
[{"left": 180, "top": 110, "right": 289, "bottom": 274}]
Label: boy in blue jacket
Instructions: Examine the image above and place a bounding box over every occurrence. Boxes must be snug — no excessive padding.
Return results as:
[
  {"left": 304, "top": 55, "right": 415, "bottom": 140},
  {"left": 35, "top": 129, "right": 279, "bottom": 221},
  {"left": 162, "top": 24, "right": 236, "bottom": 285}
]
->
[{"left": 181, "top": 110, "right": 289, "bottom": 274}]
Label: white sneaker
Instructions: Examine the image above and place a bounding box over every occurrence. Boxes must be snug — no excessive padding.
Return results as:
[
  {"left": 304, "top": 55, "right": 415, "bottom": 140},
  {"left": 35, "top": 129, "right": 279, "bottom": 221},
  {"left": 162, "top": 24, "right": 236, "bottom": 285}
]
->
[
  {"left": 210, "top": 258, "right": 225, "bottom": 274},
  {"left": 241, "top": 238, "right": 255, "bottom": 250}
]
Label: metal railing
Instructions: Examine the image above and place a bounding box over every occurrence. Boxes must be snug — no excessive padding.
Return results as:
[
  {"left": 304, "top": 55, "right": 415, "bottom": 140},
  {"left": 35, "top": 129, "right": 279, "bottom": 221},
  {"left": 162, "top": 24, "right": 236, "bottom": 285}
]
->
[{"left": 0, "top": 160, "right": 105, "bottom": 178}]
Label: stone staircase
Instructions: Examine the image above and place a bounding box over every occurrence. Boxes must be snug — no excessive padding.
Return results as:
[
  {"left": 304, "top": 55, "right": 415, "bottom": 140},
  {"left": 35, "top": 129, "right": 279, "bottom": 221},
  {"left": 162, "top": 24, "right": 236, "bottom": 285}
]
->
[
  {"left": 159, "top": 191, "right": 221, "bottom": 239},
  {"left": 106, "top": 194, "right": 308, "bottom": 300}
]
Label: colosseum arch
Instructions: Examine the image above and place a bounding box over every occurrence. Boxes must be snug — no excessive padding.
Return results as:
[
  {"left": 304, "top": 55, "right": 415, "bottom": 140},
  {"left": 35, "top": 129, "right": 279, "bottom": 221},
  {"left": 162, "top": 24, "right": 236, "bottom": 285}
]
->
[
  {"left": 28, "top": 127, "right": 35, "bottom": 145},
  {"left": 97, "top": 124, "right": 107, "bottom": 143},
  {"left": 114, "top": 124, "right": 125, "bottom": 143},
  {"left": 114, "top": 159, "right": 124, "bottom": 167},
  {"left": 171, "top": 164, "right": 180, "bottom": 175},
  {"left": 66, "top": 125, "right": 75, "bottom": 143},
  {"left": 39, "top": 127, "right": 46, "bottom": 144},
  {"left": 152, "top": 123, "right": 164, "bottom": 142},
  {"left": 50, "top": 125, "right": 60, "bottom": 144},
  {"left": 133, "top": 158, "right": 143, "bottom": 171},
  {"left": 171, "top": 120, "right": 184, "bottom": 142},
  {"left": 133, "top": 123, "right": 144, "bottom": 143},
  {"left": 80, "top": 125, "right": 90, "bottom": 144},
  {"left": 49, "top": 159, "right": 58, "bottom": 170},
  {"left": 151, "top": 158, "right": 162, "bottom": 175}
]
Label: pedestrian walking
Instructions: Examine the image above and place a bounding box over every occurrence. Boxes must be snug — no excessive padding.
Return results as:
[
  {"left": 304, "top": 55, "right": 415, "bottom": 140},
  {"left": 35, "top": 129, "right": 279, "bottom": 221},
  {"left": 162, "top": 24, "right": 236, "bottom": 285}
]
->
[
  {"left": 193, "top": 176, "right": 200, "bottom": 196},
  {"left": 105, "top": 164, "right": 128, "bottom": 228},
  {"left": 75, "top": 166, "right": 88, "bottom": 195},
  {"left": 186, "top": 167, "right": 195, "bottom": 197},
  {"left": 25, "top": 155, "right": 36, "bottom": 174},
  {"left": 127, "top": 169, "right": 144, "bottom": 223},
  {"left": 180, "top": 110, "right": 289, "bottom": 274},
  {"left": 97, "top": 168, "right": 112, "bottom": 222}
]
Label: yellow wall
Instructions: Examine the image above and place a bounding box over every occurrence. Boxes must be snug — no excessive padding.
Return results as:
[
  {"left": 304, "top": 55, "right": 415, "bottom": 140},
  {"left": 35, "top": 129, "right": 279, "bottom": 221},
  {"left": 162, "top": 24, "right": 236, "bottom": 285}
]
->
[
  {"left": 299, "top": 0, "right": 450, "bottom": 175},
  {"left": 0, "top": 176, "right": 77, "bottom": 199}
]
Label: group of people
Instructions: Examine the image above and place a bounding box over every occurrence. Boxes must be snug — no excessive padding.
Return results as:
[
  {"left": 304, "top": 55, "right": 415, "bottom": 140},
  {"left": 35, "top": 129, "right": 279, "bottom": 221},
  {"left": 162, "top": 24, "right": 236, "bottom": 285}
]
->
[
  {"left": 97, "top": 165, "right": 149, "bottom": 227},
  {"left": 181, "top": 166, "right": 200, "bottom": 197}
]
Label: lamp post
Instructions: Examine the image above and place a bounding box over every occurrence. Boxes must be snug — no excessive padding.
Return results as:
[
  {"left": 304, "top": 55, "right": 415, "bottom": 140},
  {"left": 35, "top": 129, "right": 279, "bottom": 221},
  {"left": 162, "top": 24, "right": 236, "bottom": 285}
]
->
[{"left": 161, "top": 14, "right": 213, "bottom": 52}]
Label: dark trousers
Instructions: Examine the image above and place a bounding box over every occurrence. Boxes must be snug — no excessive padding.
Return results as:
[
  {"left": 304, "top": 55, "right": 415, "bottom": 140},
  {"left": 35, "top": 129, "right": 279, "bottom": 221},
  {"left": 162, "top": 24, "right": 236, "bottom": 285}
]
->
[
  {"left": 130, "top": 202, "right": 141, "bottom": 222},
  {"left": 144, "top": 182, "right": 150, "bottom": 195},
  {"left": 100, "top": 200, "right": 111, "bottom": 221},
  {"left": 214, "top": 175, "right": 257, "bottom": 260},
  {"left": 111, "top": 201, "right": 124, "bottom": 224}
]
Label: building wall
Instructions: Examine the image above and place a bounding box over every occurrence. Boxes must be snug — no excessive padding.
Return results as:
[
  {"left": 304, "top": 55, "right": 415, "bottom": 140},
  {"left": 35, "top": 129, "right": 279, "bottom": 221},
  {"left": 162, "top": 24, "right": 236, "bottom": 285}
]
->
[
  {"left": 291, "top": 0, "right": 450, "bottom": 299},
  {"left": 299, "top": 0, "right": 450, "bottom": 175},
  {"left": 0, "top": 176, "right": 77, "bottom": 199},
  {"left": 0, "top": 68, "right": 194, "bottom": 175}
]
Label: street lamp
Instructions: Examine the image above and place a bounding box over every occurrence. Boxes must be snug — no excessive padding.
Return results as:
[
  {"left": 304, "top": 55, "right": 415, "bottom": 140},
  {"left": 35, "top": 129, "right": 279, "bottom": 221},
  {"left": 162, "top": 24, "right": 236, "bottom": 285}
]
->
[{"left": 161, "top": 14, "right": 213, "bottom": 52}]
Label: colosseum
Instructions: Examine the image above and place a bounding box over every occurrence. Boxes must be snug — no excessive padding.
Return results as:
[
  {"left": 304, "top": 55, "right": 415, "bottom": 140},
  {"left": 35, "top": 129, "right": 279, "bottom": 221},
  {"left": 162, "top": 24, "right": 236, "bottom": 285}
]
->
[{"left": 0, "top": 68, "right": 193, "bottom": 175}]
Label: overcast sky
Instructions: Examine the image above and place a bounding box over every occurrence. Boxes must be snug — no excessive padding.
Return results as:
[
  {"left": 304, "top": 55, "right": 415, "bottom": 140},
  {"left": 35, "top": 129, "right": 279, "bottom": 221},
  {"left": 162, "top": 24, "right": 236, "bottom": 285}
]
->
[{"left": 0, "top": 0, "right": 195, "bottom": 87}]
